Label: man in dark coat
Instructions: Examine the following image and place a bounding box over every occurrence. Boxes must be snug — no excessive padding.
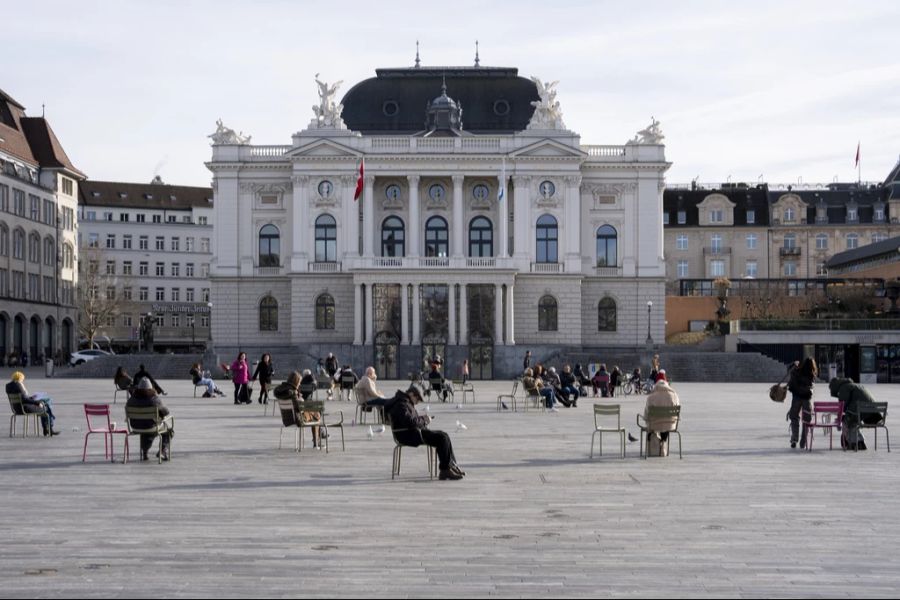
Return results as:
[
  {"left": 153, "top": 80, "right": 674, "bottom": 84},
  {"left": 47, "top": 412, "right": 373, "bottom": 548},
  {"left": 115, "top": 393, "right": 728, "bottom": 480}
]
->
[
  {"left": 126, "top": 378, "right": 173, "bottom": 461},
  {"left": 386, "top": 384, "right": 464, "bottom": 481},
  {"left": 830, "top": 377, "right": 877, "bottom": 450},
  {"left": 134, "top": 364, "right": 167, "bottom": 396}
]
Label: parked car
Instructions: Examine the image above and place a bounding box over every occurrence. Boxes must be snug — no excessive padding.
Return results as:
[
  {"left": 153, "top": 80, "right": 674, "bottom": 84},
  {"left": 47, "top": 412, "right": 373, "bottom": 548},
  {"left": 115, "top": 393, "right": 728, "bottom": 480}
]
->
[{"left": 69, "top": 349, "right": 112, "bottom": 366}]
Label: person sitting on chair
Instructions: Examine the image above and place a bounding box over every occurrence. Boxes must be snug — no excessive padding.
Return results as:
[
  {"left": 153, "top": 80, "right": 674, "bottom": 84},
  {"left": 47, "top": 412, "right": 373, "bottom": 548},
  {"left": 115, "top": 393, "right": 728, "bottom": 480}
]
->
[
  {"left": 191, "top": 363, "right": 224, "bottom": 398},
  {"left": 559, "top": 365, "right": 580, "bottom": 407},
  {"left": 134, "top": 364, "right": 167, "bottom": 396},
  {"left": 544, "top": 367, "right": 571, "bottom": 407},
  {"left": 592, "top": 364, "right": 611, "bottom": 398},
  {"left": 428, "top": 364, "right": 453, "bottom": 402},
  {"left": 274, "top": 370, "right": 323, "bottom": 449},
  {"left": 387, "top": 383, "right": 465, "bottom": 481},
  {"left": 642, "top": 371, "right": 680, "bottom": 457},
  {"left": 6, "top": 371, "right": 60, "bottom": 436},
  {"left": 126, "top": 378, "right": 173, "bottom": 461},
  {"left": 114, "top": 366, "right": 133, "bottom": 394},
  {"left": 523, "top": 368, "right": 557, "bottom": 412},
  {"left": 830, "top": 376, "right": 878, "bottom": 451},
  {"left": 338, "top": 365, "right": 359, "bottom": 401}
]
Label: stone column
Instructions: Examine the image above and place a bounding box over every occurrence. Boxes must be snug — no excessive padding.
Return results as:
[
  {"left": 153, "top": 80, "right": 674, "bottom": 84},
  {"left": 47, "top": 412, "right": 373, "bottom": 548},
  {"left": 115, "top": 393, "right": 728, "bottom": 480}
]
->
[
  {"left": 362, "top": 175, "right": 375, "bottom": 258},
  {"left": 353, "top": 283, "right": 363, "bottom": 345},
  {"left": 341, "top": 175, "right": 358, "bottom": 261},
  {"left": 407, "top": 175, "right": 420, "bottom": 258},
  {"left": 565, "top": 175, "right": 582, "bottom": 262},
  {"left": 401, "top": 282, "right": 410, "bottom": 345},
  {"left": 506, "top": 282, "right": 515, "bottom": 345},
  {"left": 452, "top": 175, "right": 464, "bottom": 258},
  {"left": 291, "top": 175, "right": 309, "bottom": 272},
  {"left": 494, "top": 283, "right": 504, "bottom": 345},
  {"left": 411, "top": 283, "right": 421, "bottom": 345},
  {"left": 498, "top": 174, "right": 509, "bottom": 258},
  {"left": 364, "top": 283, "right": 374, "bottom": 345},
  {"left": 448, "top": 283, "right": 457, "bottom": 345},
  {"left": 458, "top": 283, "right": 468, "bottom": 346},
  {"left": 238, "top": 182, "right": 255, "bottom": 275},
  {"left": 512, "top": 176, "right": 531, "bottom": 261}
]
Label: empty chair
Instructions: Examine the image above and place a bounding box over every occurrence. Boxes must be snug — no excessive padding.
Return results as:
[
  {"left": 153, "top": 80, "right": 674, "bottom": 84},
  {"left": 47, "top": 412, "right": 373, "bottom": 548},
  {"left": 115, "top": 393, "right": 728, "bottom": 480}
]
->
[
  {"left": 454, "top": 380, "right": 475, "bottom": 404},
  {"left": 82, "top": 404, "right": 128, "bottom": 462},
  {"left": 590, "top": 404, "right": 626, "bottom": 459},
  {"left": 497, "top": 380, "right": 519, "bottom": 412},
  {"left": 802, "top": 401, "right": 843, "bottom": 451}
]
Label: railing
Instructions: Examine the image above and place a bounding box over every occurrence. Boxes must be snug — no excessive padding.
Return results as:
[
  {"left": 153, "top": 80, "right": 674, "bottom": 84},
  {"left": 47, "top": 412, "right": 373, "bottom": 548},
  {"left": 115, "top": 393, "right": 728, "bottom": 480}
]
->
[
  {"left": 248, "top": 145, "right": 290, "bottom": 158},
  {"left": 418, "top": 257, "right": 450, "bottom": 268},
  {"left": 254, "top": 266, "right": 282, "bottom": 276},
  {"left": 531, "top": 262, "right": 564, "bottom": 274},
  {"left": 703, "top": 246, "right": 732, "bottom": 255},
  {"left": 466, "top": 257, "right": 496, "bottom": 268},
  {"left": 594, "top": 266, "right": 623, "bottom": 277},
  {"left": 371, "top": 257, "right": 405, "bottom": 268},
  {"left": 308, "top": 261, "right": 341, "bottom": 273},
  {"left": 779, "top": 247, "right": 802, "bottom": 257},
  {"left": 371, "top": 138, "right": 410, "bottom": 151},
  {"left": 738, "top": 319, "right": 900, "bottom": 332},
  {"left": 417, "top": 138, "right": 456, "bottom": 152},
  {"left": 583, "top": 145, "right": 627, "bottom": 157},
  {"left": 461, "top": 138, "right": 501, "bottom": 151}
]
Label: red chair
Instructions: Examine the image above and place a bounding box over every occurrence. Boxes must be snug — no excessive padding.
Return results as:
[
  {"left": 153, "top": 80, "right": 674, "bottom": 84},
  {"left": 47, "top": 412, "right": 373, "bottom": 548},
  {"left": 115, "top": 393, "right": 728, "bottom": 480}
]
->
[
  {"left": 82, "top": 404, "right": 129, "bottom": 462},
  {"left": 803, "top": 401, "right": 843, "bottom": 451}
]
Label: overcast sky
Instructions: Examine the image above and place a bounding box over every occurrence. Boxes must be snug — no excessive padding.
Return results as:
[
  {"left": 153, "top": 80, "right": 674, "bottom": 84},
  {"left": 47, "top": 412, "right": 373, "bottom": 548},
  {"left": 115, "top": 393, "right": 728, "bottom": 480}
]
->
[{"left": 5, "top": 0, "right": 899, "bottom": 188}]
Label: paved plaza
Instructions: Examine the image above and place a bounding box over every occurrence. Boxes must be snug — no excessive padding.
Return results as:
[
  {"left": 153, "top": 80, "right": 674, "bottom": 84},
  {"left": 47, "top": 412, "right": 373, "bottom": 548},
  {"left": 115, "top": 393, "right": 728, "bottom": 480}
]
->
[{"left": 1, "top": 374, "right": 899, "bottom": 598}]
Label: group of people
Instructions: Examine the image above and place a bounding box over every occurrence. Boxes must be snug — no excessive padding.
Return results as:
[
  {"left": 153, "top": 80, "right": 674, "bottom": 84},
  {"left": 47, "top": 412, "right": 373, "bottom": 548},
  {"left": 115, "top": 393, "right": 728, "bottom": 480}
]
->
[{"left": 522, "top": 350, "right": 663, "bottom": 400}]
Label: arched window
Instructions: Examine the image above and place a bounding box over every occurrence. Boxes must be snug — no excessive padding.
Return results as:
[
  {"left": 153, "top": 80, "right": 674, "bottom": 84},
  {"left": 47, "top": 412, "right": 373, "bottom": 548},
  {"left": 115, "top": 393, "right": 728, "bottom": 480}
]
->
[
  {"left": 258, "top": 225, "right": 280, "bottom": 267},
  {"left": 314, "top": 214, "right": 337, "bottom": 262},
  {"left": 0, "top": 225, "right": 8, "bottom": 256},
  {"left": 44, "top": 237, "right": 54, "bottom": 266},
  {"left": 381, "top": 216, "right": 405, "bottom": 257},
  {"left": 259, "top": 295, "right": 278, "bottom": 331},
  {"left": 596, "top": 225, "right": 618, "bottom": 267},
  {"left": 536, "top": 215, "right": 558, "bottom": 263},
  {"left": 13, "top": 229, "right": 24, "bottom": 259},
  {"left": 28, "top": 233, "right": 41, "bottom": 263},
  {"left": 468, "top": 216, "right": 493, "bottom": 258},
  {"left": 315, "top": 293, "right": 335, "bottom": 330},
  {"left": 538, "top": 295, "right": 558, "bottom": 331},
  {"left": 598, "top": 297, "right": 617, "bottom": 332},
  {"left": 63, "top": 244, "right": 74, "bottom": 269},
  {"left": 425, "top": 216, "right": 449, "bottom": 257}
]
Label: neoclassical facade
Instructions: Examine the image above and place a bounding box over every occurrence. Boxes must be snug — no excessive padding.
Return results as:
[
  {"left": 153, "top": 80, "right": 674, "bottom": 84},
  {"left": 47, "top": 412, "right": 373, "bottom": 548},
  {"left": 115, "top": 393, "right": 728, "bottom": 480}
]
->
[{"left": 207, "top": 64, "right": 669, "bottom": 378}]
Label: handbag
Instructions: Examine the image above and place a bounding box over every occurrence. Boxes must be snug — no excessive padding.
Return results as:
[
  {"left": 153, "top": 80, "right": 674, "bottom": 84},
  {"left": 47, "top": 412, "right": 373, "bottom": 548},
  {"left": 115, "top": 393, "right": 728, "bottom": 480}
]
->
[{"left": 769, "top": 367, "right": 794, "bottom": 403}]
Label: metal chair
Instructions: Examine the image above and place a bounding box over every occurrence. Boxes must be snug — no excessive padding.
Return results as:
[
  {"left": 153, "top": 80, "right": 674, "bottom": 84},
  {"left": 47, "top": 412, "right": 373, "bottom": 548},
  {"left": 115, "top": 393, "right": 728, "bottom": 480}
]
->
[
  {"left": 497, "top": 380, "right": 519, "bottom": 412},
  {"left": 454, "top": 380, "right": 475, "bottom": 404},
  {"left": 315, "top": 374, "right": 334, "bottom": 401},
  {"left": 391, "top": 427, "right": 436, "bottom": 480},
  {"left": 321, "top": 404, "right": 345, "bottom": 453},
  {"left": 192, "top": 384, "right": 206, "bottom": 398},
  {"left": 802, "top": 401, "right": 843, "bottom": 451},
  {"left": 124, "top": 406, "right": 174, "bottom": 464},
  {"left": 637, "top": 405, "right": 682, "bottom": 459},
  {"left": 339, "top": 374, "right": 357, "bottom": 402},
  {"left": 114, "top": 383, "right": 131, "bottom": 404},
  {"left": 7, "top": 393, "right": 49, "bottom": 438},
  {"left": 276, "top": 398, "right": 302, "bottom": 451},
  {"left": 355, "top": 401, "right": 383, "bottom": 425},
  {"left": 82, "top": 403, "right": 128, "bottom": 462},
  {"left": 522, "top": 385, "right": 546, "bottom": 412},
  {"left": 590, "top": 404, "right": 626, "bottom": 459},
  {"left": 849, "top": 401, "right": 890, "bottom": 452},
  {"left": 296, "top": 400, "right": 325, "bottom": 452}
]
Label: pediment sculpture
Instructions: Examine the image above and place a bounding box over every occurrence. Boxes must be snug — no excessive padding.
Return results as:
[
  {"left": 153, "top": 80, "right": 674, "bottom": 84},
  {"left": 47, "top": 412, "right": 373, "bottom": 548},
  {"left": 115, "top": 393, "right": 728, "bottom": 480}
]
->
[
  {"left": 627, "top": 117, "right": 665, "bottom": 145},
  {"left": 208, "top": 118, "right": 251, "bottom": 145},
  {"left": 526, "top": 77, "right": 566, "bottom": 130},
  {"left": 310, "top": 74, "right": 346, "bottom": 129}
]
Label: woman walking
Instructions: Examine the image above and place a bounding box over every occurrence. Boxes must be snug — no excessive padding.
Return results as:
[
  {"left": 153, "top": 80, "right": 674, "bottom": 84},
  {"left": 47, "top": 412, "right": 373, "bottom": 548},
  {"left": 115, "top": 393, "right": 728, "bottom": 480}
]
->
[
  {"left": 787, "top": 358, "right": 817, "bottom": 449},
  {"left": 251, "top": 353, "right": 274, "bottom": 404},
  {"left": 231, "top": 352, "right": 250, "bottom": 405}
]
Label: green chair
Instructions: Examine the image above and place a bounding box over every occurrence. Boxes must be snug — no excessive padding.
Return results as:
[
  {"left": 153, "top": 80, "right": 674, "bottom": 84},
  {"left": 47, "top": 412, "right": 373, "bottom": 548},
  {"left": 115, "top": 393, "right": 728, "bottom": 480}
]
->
[
  {"left": 7, "top": 393, "right": 49, "bottom": 438},
  {"left": 276, "top": 398, "right": 302, "bottom": 451},
  {"left": 849, "top": 401, "right": 890, "bottom": 452},
  {"left": 391, "top": 427, "right": 436, "bottom": 480},
  {"left": 497, "top": 380, "right": 519, "bottom": 412},
  {"left": 636, "top": 405, "right": 682, "bottom": 459},
  {"left": 453, "top": 380, "right": 476, "bottom": 404},
  {"left": 124, "top": 405, "right": 174, "bottom": 464},
  {"left": 296, "top": 400, "right": 325, "bottom": 452},
  {"left": 590, "top": 404, "right": 626, "bottom": 459}
]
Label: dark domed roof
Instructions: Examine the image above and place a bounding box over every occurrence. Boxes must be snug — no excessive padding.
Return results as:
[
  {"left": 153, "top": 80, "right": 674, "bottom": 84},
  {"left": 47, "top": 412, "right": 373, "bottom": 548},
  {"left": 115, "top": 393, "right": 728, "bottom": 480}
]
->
[{"left": 340, "top": 67, "right": 539, "bottom": 135}]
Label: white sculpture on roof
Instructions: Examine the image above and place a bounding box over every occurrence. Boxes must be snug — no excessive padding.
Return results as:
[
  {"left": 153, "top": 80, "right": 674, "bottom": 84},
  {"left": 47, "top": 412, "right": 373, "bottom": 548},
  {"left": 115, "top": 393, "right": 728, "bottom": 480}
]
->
[
  {"left": 527, "top": 77, "right": 566, "bottom": 130},
  {"left": 627, "top": 117, "right": 665, "bottom": 145},
  {"left": 311, "top": 74, "right": 346, "bottom": 129},
  {"left": 208, "top": 119, "right": 251, "bottom": 145}
]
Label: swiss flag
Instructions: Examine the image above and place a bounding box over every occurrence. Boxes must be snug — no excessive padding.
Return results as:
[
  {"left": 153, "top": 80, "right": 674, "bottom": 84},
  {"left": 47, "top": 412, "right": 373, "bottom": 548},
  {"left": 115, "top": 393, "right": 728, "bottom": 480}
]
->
[{"left": 353, "top": 159, "right": 365, "bottom": 201}]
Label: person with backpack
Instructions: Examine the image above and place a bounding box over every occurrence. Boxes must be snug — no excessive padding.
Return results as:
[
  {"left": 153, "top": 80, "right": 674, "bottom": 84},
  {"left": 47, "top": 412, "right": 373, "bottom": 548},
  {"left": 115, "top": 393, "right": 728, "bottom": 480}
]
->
[{"left": 231, "top": 352, "right": 251, "bottom": 405}]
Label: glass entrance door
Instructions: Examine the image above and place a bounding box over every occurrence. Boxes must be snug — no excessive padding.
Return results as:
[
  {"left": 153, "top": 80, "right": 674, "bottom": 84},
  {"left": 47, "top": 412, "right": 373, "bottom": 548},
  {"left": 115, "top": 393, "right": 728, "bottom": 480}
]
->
[
  {"left": 375, "top": 331, "right": 399, "bottom": 380},
  {"left": 469, "top": 333, "right": 494, "bottom": 380}
]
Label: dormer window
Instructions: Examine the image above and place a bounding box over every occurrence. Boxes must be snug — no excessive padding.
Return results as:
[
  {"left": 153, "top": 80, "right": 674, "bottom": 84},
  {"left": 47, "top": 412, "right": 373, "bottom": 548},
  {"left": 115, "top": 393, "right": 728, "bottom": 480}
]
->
[
  {"left": 91, "top": 191, "right": 101, "bottom": 198},
  {"left": 874, "top": 206, "right": 885, "bottom": 222},
  {"left": 144, "top": 194, "right": 154, "bottom": 200},
  {"left": 709, "top": 209, "right": 724, "bottom": 223},
  {"left": 677, "top": 210, "right": 686, "bottom": 225},
  {"left": 847, "top": 207, "right": 858, "bottom": 222},
  {"left": 746, "top": 209, "right": 755, "bottom": 224},
  {"left": 118, "top": 192, "right": 127, "bottom": 199},
  {"left": 784, "top": 207, "right": 795, "bottom": 222}
]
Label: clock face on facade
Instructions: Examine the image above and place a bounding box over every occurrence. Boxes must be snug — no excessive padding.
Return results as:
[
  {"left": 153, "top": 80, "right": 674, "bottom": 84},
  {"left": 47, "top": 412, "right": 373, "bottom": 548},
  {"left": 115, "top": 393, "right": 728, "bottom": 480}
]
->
[
  {"left": 318, "top": 180, "right": 334, "bottom": 198},
  {"left": 385, "top": 184, "right": 401, "bottom": 201},
  {"left": 473, "top": 183, "right": 490, "bottom": 201},
  {"left": 539, "top": 180, "right": 556, "bottom": 198},
  {"left": 428, "top": 183, "right": 446, "bottom": 202}
]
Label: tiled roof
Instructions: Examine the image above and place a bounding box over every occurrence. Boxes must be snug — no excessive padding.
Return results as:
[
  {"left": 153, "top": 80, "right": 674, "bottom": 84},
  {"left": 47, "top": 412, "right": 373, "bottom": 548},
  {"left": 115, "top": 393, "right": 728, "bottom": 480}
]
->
[
  {"left": 79, "top": 180, "right": 213, "bottom": 210},
  {"left": 20, "top": 117, "right": 85, "bottom": 178}
]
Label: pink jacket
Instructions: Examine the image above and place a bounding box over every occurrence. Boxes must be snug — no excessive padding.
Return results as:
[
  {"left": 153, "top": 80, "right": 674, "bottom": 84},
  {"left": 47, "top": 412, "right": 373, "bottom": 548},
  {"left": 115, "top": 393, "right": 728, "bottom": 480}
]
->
[{"left": 231, "top": 359, "right": 249, "bottom": 385}]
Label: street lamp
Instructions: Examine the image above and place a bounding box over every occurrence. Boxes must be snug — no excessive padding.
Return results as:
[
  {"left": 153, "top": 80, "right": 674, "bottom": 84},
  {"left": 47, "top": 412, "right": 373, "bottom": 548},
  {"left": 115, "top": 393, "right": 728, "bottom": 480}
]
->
[
  {"left": 646, "top": 300, "right": 654, "bottom": 346},
  {"left": 188, "top": 315, "right": 196, "bottom": 350},
  {"left": 206, "top": 302, "right": 213, "bottom": 349}
]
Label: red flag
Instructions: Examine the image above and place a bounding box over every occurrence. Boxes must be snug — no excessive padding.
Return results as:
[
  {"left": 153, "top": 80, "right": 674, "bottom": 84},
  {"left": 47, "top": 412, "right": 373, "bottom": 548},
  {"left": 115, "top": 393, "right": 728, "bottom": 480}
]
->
[
  {"left": 855, "top": 142, "right": 860, "bottom": 168},
  {"left": 353, "top": 159, "right": 365, "bottom": 201}
]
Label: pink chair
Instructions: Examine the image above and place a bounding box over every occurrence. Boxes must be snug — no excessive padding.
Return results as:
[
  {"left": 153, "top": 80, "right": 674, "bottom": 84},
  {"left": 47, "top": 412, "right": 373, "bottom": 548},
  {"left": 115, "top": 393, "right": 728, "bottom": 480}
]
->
[
  {"left": 803, "top": 401, "right": 843, "bottom": 451},
  {"left": 82, "top": 404, "right": 129, "bottom": 462}
]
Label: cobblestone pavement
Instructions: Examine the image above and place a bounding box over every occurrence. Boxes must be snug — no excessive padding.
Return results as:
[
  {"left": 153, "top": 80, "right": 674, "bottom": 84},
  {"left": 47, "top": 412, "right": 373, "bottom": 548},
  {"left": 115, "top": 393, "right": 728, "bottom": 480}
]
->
[{"left": 1, "top": 377, "right": 899, "bottom": 598}]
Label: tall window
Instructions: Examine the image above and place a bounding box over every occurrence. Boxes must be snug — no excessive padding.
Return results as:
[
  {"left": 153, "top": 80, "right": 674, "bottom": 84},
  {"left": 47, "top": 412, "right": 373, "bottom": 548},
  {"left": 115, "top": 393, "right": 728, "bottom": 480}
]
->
[
  {"left": 468, "top": 216, "right": 493, "bottom": 257},
  {"left": 381, "top": 216, "right": 405, "bottom": 257},
  {"left": 315, "top": 293, "right": 335, "bottom": 330},
  {"left": 784, "top": 207, "right": 795, "bottom": 222},
  {"left": 425, "top": 216, "right": 449, "bottom": 257},
  {"left": 710, "top": 234, "right": 723, "bottom": 253},
  {"left": 28, "top": 233, "right": 40, "bottom": 263},
  {"left": 710, "top": 260, "right": 725, "bottom": 277},
  {"left": 259, "top": 295, "right": 278, "bottom": 331},
  {"left": 676, "top": 234, "right": 688, "bottom": 250},
  {"left": 846, "top": 233, "right": 859, "bottom": 249},
  {"left": 709, "top": 209, "right": 724, "bottom": 223},
  {"left": 784, "top": 262, "right": 797, "bottom": 276},
  {"left": 538, "top": 295, "right": 558, "bottom": 331},
  {"left": 783, "top": 233, "right": 796, "bottom": 249},
  {"left": 258, "top": 224, "right": 280, "bottom": 267},
  {"left": 598, "top": 297, "right": 617, "bottom": 332},
  {"left": 677, "top": 260, "right": 688, "bottom": 278},
  {"left": 596, "top": 225, "right": 617, "bottom": 267},
  {"left": 746, "top": 234, "right": 757, "bottom": 250},
  {"left": 816, "top": 233, "right": 828, "bottom": 250},
  {"left": 746, "top": 209, "right": 755, "bottom": 224},
  {"left": 536, "top": 214, "right": 558, "bottom": 263},
  {"left": 315, "top": 214, "right": 337, "bottom": 262},
  {"left": 746, "top": 260, "right": 758, "bottom": 278},
  {"left": 0, "top": 225, "right": 8, "bottom": 256}
]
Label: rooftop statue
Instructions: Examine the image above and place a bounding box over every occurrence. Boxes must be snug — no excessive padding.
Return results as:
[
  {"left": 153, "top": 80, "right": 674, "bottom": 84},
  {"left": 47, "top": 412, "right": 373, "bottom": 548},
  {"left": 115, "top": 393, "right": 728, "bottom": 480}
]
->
[
  {"left": 208, "top": 118, "right": 251, "bottom": 145},
  {"left": 311, "top": 73, "right": 346, "bottom": 129},
  {"left": 627, "top": 117, "right": 665, "bottom": 145},
  {"left": 526, "top": 77, "right": 566, "bottom": 130}
]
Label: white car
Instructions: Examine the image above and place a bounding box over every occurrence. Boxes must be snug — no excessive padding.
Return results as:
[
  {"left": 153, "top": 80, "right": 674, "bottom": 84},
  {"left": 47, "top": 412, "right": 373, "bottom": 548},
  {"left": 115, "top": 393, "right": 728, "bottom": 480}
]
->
[{"left": 69, "top": 349, "right": 112, "bottom": 366}]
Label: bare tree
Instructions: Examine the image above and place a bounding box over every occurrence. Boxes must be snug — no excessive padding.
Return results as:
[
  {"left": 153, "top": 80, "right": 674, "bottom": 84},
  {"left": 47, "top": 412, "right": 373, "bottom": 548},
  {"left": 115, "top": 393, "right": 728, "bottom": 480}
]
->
[{"left": 76, "top": 247, "right": 132, "bottom": 349}]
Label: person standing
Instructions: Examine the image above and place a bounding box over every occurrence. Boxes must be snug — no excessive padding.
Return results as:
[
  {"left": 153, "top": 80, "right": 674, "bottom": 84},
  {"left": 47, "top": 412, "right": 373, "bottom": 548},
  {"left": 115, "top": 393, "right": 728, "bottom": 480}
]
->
[
  {"left": 251, "top": 353, "right": 274, "bottom": 404},
  {"left": 134, "top": 364, "right": 166, "bottom": 396},
  {"left": 231, "top": 352, "right": 250, "bottom": 405},
  {"left": 461, "top": 359, "right": 470, "bottom": 385},
  {"left": 523, "top": 350, "right": 532, "bottom": 372},
  {"left": 787, "top": 358, "right": 817, "bottom": 449},
  {"left": 324, "top": 353, "right": 339, "bottom": 400}
]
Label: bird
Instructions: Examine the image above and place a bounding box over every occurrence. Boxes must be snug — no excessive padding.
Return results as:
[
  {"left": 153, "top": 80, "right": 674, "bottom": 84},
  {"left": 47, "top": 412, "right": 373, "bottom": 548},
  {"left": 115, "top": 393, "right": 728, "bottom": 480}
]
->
[
  {"left": 501, "top": 401, "right": 509, "bottom": 410},
  {"left": 627, "top": 433, "right": 638, "bottom": 443},
  {"left": 456, "top": 420, "right": 468, "bottom": 432},
  {"left": 366, "top": 426, "right": 374, "bottom": 441}
]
